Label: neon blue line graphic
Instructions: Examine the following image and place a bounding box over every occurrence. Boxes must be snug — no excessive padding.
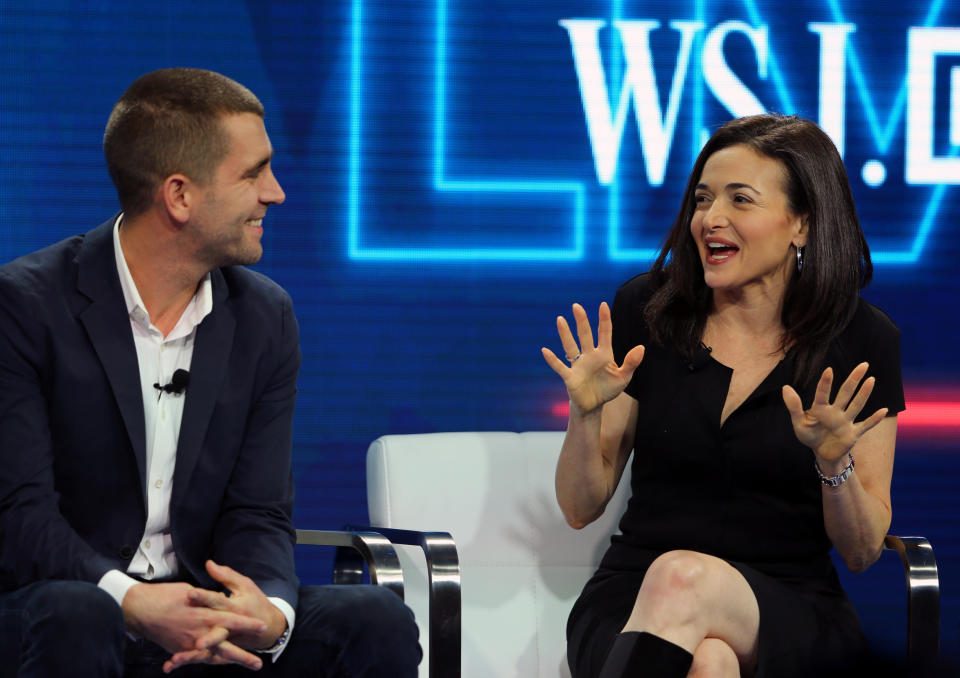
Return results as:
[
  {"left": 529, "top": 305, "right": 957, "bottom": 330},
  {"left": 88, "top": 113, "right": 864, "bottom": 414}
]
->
[
  {"left": 874, "top": 144, "right": 959, "bottom": 264},
  {"left": 826, "top": 0, "right": 945, "bottom": 154},
  {"left": 607, "top": 0, "right": 651, "bottom": 261},
  {"left": 347, "top": 0, "right": 363, "bottom": 258},
  {"left": 822, "top": 0, "right": 948, "bottom": 263},
  {"left": 692, "top": 0, "right": 706, "bottom": 163},
  {"left": 349, "top": 0, "right": 585, "bottom": 262},
  {"left": 431, "top": 0, "right": 585, "bottom": 260},
  {"left": 741, "top": 0, "right": 796, "bottom": 114},
  {"left": 348, "top": 0, "right": 952, "bottom": 264}
]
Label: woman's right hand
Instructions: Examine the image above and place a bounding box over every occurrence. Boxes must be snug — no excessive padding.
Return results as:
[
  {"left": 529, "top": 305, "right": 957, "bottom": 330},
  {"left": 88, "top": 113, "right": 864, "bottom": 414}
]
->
[{"left": 541, "top": 302, "right": 645, "bottom": 416}]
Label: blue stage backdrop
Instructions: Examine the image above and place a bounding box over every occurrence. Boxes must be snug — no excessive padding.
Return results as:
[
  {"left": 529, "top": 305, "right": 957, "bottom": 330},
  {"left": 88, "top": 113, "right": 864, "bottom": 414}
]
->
[{"left": 1, "top": 0, "right": 958, "bottom": 658}]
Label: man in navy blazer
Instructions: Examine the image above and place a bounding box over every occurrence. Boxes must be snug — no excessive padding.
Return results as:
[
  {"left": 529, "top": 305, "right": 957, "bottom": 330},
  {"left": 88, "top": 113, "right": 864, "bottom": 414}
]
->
[{"left": 0, "top": 68, "right": 419, "bottom": 676}]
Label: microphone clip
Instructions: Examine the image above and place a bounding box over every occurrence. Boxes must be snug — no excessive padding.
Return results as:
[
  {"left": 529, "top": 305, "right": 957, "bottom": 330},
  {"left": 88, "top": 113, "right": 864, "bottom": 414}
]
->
[{"left": 153, "top": 369, "right": 190, "bottom": 396}]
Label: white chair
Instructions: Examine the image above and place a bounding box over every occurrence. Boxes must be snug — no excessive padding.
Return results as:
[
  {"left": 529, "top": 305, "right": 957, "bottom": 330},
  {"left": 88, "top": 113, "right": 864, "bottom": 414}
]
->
[
  {"left": 366, "top": 431, "right": 631, "bottom": 678},
  {"left": 364, "top": 431, "right": 939, "bottom": 677}
]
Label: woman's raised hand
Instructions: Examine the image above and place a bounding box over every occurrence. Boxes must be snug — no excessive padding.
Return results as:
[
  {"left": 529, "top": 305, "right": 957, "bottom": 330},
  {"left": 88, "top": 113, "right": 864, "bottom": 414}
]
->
[
  {"left": 781, "top": 362, "right": 888, "bottom": 464},
  {"left": 541, "top": 302, "right": 645, "bottom": 416}
]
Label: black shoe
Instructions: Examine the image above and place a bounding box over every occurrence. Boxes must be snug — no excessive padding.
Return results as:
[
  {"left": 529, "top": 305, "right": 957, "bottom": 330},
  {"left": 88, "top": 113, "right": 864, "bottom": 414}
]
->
[{"left": 597, "top": 631, "right": 693, "bottom": 678}]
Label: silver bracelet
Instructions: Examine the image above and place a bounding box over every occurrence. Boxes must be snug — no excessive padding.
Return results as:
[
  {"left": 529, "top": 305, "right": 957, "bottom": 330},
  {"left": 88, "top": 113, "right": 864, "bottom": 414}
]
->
[{"left": 814, "top": 453, "right": 855, "bottom": 487}]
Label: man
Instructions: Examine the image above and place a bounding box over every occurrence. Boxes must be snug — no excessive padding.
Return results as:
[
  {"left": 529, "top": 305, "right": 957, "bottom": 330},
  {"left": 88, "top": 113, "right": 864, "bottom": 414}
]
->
[{"left": 0, "top": 68, "right": 420, "bottom": 677}]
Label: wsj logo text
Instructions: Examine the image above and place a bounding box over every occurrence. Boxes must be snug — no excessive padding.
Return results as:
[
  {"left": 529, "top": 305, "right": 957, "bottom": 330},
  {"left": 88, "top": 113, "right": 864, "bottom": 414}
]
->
[{"left": 560, "top": 20, "right": 960, "bottom": 187}]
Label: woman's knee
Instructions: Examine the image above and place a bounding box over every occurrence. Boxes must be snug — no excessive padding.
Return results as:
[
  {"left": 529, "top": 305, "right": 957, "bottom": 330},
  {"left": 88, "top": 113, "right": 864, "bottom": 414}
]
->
[
  {"left": 646, "top": 551, "right": 710, "bottom": 591},
  {"left": 635, "top": 551, "right": 711, "bottom": 617},
  {"left": 628, "top": 553, "right": 760, "bottom": 665},
  {"left": 689, "top": 638, "right": 741, "bottom": 678}
]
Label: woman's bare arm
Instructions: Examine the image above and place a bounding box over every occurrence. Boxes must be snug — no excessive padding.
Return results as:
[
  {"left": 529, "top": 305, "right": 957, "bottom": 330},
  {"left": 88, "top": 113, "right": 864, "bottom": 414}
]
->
[{"left": 543, "top": 302, "right": 644, "bottom": 528}]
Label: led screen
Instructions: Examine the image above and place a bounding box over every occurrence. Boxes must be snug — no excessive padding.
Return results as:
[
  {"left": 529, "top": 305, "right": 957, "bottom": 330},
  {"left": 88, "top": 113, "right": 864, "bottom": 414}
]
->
[{"left": 1, "top": 0, "right": 958, "bottom": 659}]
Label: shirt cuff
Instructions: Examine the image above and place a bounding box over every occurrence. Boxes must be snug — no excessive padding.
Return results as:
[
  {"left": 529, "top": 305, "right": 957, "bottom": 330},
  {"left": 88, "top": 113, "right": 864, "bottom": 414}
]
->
[
  {"left": 98, "top": 569, "right": 141, "bottom": 608},
  {"left": 261, "top": 597, "right": 296, "bottom": 661}
]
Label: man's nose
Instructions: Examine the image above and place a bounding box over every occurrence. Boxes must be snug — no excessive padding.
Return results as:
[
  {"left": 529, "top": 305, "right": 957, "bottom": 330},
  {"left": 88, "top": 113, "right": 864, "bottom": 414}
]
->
[{"left": 261, "top": 168, "right": 285, "bottom": 205}]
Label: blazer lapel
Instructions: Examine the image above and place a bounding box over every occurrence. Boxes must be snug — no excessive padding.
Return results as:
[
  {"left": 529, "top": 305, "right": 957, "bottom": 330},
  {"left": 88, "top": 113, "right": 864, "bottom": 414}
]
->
[
  {"left": 75, "top": 218, "right": 147, "bottom": 492},
  {"left": 172, "top": 269, "right": 235, "bottom": 507}
]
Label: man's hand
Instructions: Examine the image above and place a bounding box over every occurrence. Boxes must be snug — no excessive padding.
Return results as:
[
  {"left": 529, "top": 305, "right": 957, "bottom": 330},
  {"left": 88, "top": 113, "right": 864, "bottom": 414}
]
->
[
  {"left": 121, "top": 581, "right": 267, "bottom": 673},
  {"left": 162, "top": 560, "right": 288, "bottom": 672},
  {"left": 192, "top": 560, "right": 287, "bottom": 650}
]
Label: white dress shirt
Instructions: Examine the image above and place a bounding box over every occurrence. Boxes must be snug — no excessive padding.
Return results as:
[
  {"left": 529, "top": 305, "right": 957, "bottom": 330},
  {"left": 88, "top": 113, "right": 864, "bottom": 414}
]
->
[{"left": 97, "top": 215, "right": 293, "bottom": 656}]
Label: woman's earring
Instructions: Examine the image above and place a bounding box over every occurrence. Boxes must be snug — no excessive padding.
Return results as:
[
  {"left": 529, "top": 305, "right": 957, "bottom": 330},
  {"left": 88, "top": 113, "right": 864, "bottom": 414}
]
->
[{"left": 796, "top": 245, "right": 804, "bottom": 273}]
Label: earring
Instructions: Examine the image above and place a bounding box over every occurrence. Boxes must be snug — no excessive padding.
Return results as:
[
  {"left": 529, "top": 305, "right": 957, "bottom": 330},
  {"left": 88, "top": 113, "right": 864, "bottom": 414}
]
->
[{"left": 796, "top": 245, "right": 804, "bottom": 273}]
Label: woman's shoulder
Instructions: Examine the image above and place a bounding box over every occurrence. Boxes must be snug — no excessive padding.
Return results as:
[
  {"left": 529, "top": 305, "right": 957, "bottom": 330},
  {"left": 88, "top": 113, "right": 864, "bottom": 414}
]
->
[
  {"left": 827, "top": 296, "right": 904, "bottom": 412},
  {"left": 611, "top": 272, "right": 656, "bottom": 361},
  {"left": 841, "top": 296, "right": 901, "bottom": 346},
  {"left": 613, "top": 271, "right": 655, "bottom": 309},
  {"left": 826, "top": 296, "right": 902, "bottom": 382}
]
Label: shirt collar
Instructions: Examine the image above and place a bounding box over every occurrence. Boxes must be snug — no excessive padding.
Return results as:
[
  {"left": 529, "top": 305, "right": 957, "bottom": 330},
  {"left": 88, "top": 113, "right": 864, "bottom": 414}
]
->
[{"left": 112, "top": 214, "right": 213, "bottom": 334}]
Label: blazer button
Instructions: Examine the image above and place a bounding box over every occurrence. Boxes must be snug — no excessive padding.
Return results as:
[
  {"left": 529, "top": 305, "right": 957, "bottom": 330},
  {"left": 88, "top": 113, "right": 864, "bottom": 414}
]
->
[{"left": 118, "top": 546, "right": 135, "bottom": 560}]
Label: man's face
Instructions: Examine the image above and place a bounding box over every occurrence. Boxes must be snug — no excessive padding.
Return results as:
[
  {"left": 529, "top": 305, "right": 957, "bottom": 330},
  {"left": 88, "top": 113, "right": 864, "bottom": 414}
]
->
[{"left": 188, "top": 112, "right": 285, "bottom": 268}]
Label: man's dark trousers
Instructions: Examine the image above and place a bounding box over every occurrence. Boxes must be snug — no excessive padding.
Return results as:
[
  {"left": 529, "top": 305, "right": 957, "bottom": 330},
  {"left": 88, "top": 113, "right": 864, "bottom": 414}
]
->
[{"left": 0, "top": 581, "right": 421, "bottom": 677}]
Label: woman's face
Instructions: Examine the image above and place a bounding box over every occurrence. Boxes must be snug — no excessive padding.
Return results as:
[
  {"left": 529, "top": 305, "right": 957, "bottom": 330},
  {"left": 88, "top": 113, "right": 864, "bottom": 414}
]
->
[{"left": 689, "top": 144, "right": 807, "bottom": 299}]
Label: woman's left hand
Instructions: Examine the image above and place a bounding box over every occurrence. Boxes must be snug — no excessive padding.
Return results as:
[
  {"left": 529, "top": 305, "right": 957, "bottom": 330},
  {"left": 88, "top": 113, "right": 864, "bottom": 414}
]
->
[{"left": 782, "top": 362, "right": 888, "bottom": 466}]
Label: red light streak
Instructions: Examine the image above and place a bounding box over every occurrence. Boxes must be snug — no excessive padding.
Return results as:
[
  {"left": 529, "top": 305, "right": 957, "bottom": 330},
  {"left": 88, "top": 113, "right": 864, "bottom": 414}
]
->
[
  {"left": 900, "top": 388, "right": 960, "bottom": 436},
  {"left": 550, "top": 386, "right": 960, "bottom": 437},
  {"left": 899, "top": 402, "right": 960, "bottom": 428}
]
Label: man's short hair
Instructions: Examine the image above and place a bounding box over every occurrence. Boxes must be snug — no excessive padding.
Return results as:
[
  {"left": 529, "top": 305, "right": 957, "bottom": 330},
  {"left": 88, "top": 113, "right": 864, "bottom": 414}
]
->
[{"left": 103, "top": 68, "right": 265, "bottom": 216}]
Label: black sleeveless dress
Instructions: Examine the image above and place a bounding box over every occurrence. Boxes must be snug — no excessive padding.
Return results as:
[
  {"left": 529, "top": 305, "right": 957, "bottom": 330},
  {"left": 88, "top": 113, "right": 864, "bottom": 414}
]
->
[{"left": 566, "top": 273, "right": 905, "bottom": 678}]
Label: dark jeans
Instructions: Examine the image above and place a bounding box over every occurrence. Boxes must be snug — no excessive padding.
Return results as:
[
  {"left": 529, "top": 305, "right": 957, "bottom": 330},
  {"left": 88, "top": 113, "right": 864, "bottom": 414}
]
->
[{"left": 0, "top": 581, "right": 421, "bottom": 678}]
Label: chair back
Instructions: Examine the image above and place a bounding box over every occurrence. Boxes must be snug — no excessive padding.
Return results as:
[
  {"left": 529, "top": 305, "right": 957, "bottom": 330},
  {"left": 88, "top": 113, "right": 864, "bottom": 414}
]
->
[{"left": 366, "top": 431, "right": 632, "bottom": 678}]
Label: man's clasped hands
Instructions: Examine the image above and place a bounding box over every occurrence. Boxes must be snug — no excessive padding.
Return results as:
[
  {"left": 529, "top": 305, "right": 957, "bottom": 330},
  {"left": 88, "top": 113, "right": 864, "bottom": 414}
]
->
[{"left": 121, "top": 560, "right": 288, "bottom": 674}]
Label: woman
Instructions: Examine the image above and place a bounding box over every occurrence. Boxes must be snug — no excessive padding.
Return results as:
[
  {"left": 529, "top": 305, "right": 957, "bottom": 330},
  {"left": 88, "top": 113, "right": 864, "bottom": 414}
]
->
[{"left": 542, "top": 114, "right": 902, "bottom": 678}]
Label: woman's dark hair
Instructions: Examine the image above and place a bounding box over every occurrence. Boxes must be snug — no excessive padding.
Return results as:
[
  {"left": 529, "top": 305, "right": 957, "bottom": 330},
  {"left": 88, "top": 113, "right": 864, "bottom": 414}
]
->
[{"left": 645, "top": 113, "right": 872, "bottom": 385}]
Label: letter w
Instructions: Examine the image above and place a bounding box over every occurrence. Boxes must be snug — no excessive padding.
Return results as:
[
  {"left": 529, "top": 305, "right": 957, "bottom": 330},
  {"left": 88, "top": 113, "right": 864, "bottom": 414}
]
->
[{"left": 560, "top": 19, "right": 703, "bottom": 186}]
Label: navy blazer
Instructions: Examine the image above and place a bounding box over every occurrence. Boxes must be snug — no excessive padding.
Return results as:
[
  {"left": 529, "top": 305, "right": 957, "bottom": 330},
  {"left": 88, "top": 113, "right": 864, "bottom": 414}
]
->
[{"left": 0, "top": 217, "right": 301, "bottom": 609}]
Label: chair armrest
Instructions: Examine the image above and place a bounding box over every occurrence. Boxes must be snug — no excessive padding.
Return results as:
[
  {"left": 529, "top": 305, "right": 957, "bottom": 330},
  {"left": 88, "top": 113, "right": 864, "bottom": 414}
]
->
[
  {"left": 296, "top": 529, "right": 404, "bottom": 600},
  {"left": 883, "top": 534, "right": 939, "bottom": 662},
  {"left": 349, "top": 525, "right": 461, "bottom": 678}
]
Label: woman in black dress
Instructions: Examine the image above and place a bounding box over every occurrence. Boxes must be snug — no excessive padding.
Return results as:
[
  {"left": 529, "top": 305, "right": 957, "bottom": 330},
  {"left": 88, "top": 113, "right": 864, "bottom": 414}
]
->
[{"left": 542, "top": 114, "right": 902, "bottom": 678}]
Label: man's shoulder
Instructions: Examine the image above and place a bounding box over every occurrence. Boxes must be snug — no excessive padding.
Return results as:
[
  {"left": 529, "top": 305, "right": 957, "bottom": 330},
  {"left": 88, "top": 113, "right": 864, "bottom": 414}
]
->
[
  {"left": 218, "top": 265, "right": 292, "bottom": 307},
  {"left": 0, "top": 219, "right": 114, "bottom": 289},
  {"left": 0, "top": 233, "right": 86, "bottom": 285},
  {"left": 0, "top": 233, "right": 100, "bottom": 312},
  {"left": 214, "top": 266, "right": 300, "bottom": 360},
  {"left": 215, "top": 266, "right": 296, "bottom": 341}
]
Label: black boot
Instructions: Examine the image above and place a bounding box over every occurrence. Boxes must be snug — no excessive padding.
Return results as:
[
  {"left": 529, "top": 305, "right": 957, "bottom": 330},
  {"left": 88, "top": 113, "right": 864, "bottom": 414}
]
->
[{"left": 597, "top": 631, "right": 693, "bottom": 678}]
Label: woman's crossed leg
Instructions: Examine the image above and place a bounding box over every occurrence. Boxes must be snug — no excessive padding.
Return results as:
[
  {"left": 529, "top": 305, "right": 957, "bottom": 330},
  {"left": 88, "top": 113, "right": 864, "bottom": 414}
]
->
[{"left": 620, "top": 550, "right": 760, "bottom": 678}]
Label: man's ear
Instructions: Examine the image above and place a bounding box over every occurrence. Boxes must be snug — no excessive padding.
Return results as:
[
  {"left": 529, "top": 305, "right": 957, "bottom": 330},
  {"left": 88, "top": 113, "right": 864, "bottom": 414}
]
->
[{"left": 160, "top": 174, "right": 195, "bottom": 224}]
